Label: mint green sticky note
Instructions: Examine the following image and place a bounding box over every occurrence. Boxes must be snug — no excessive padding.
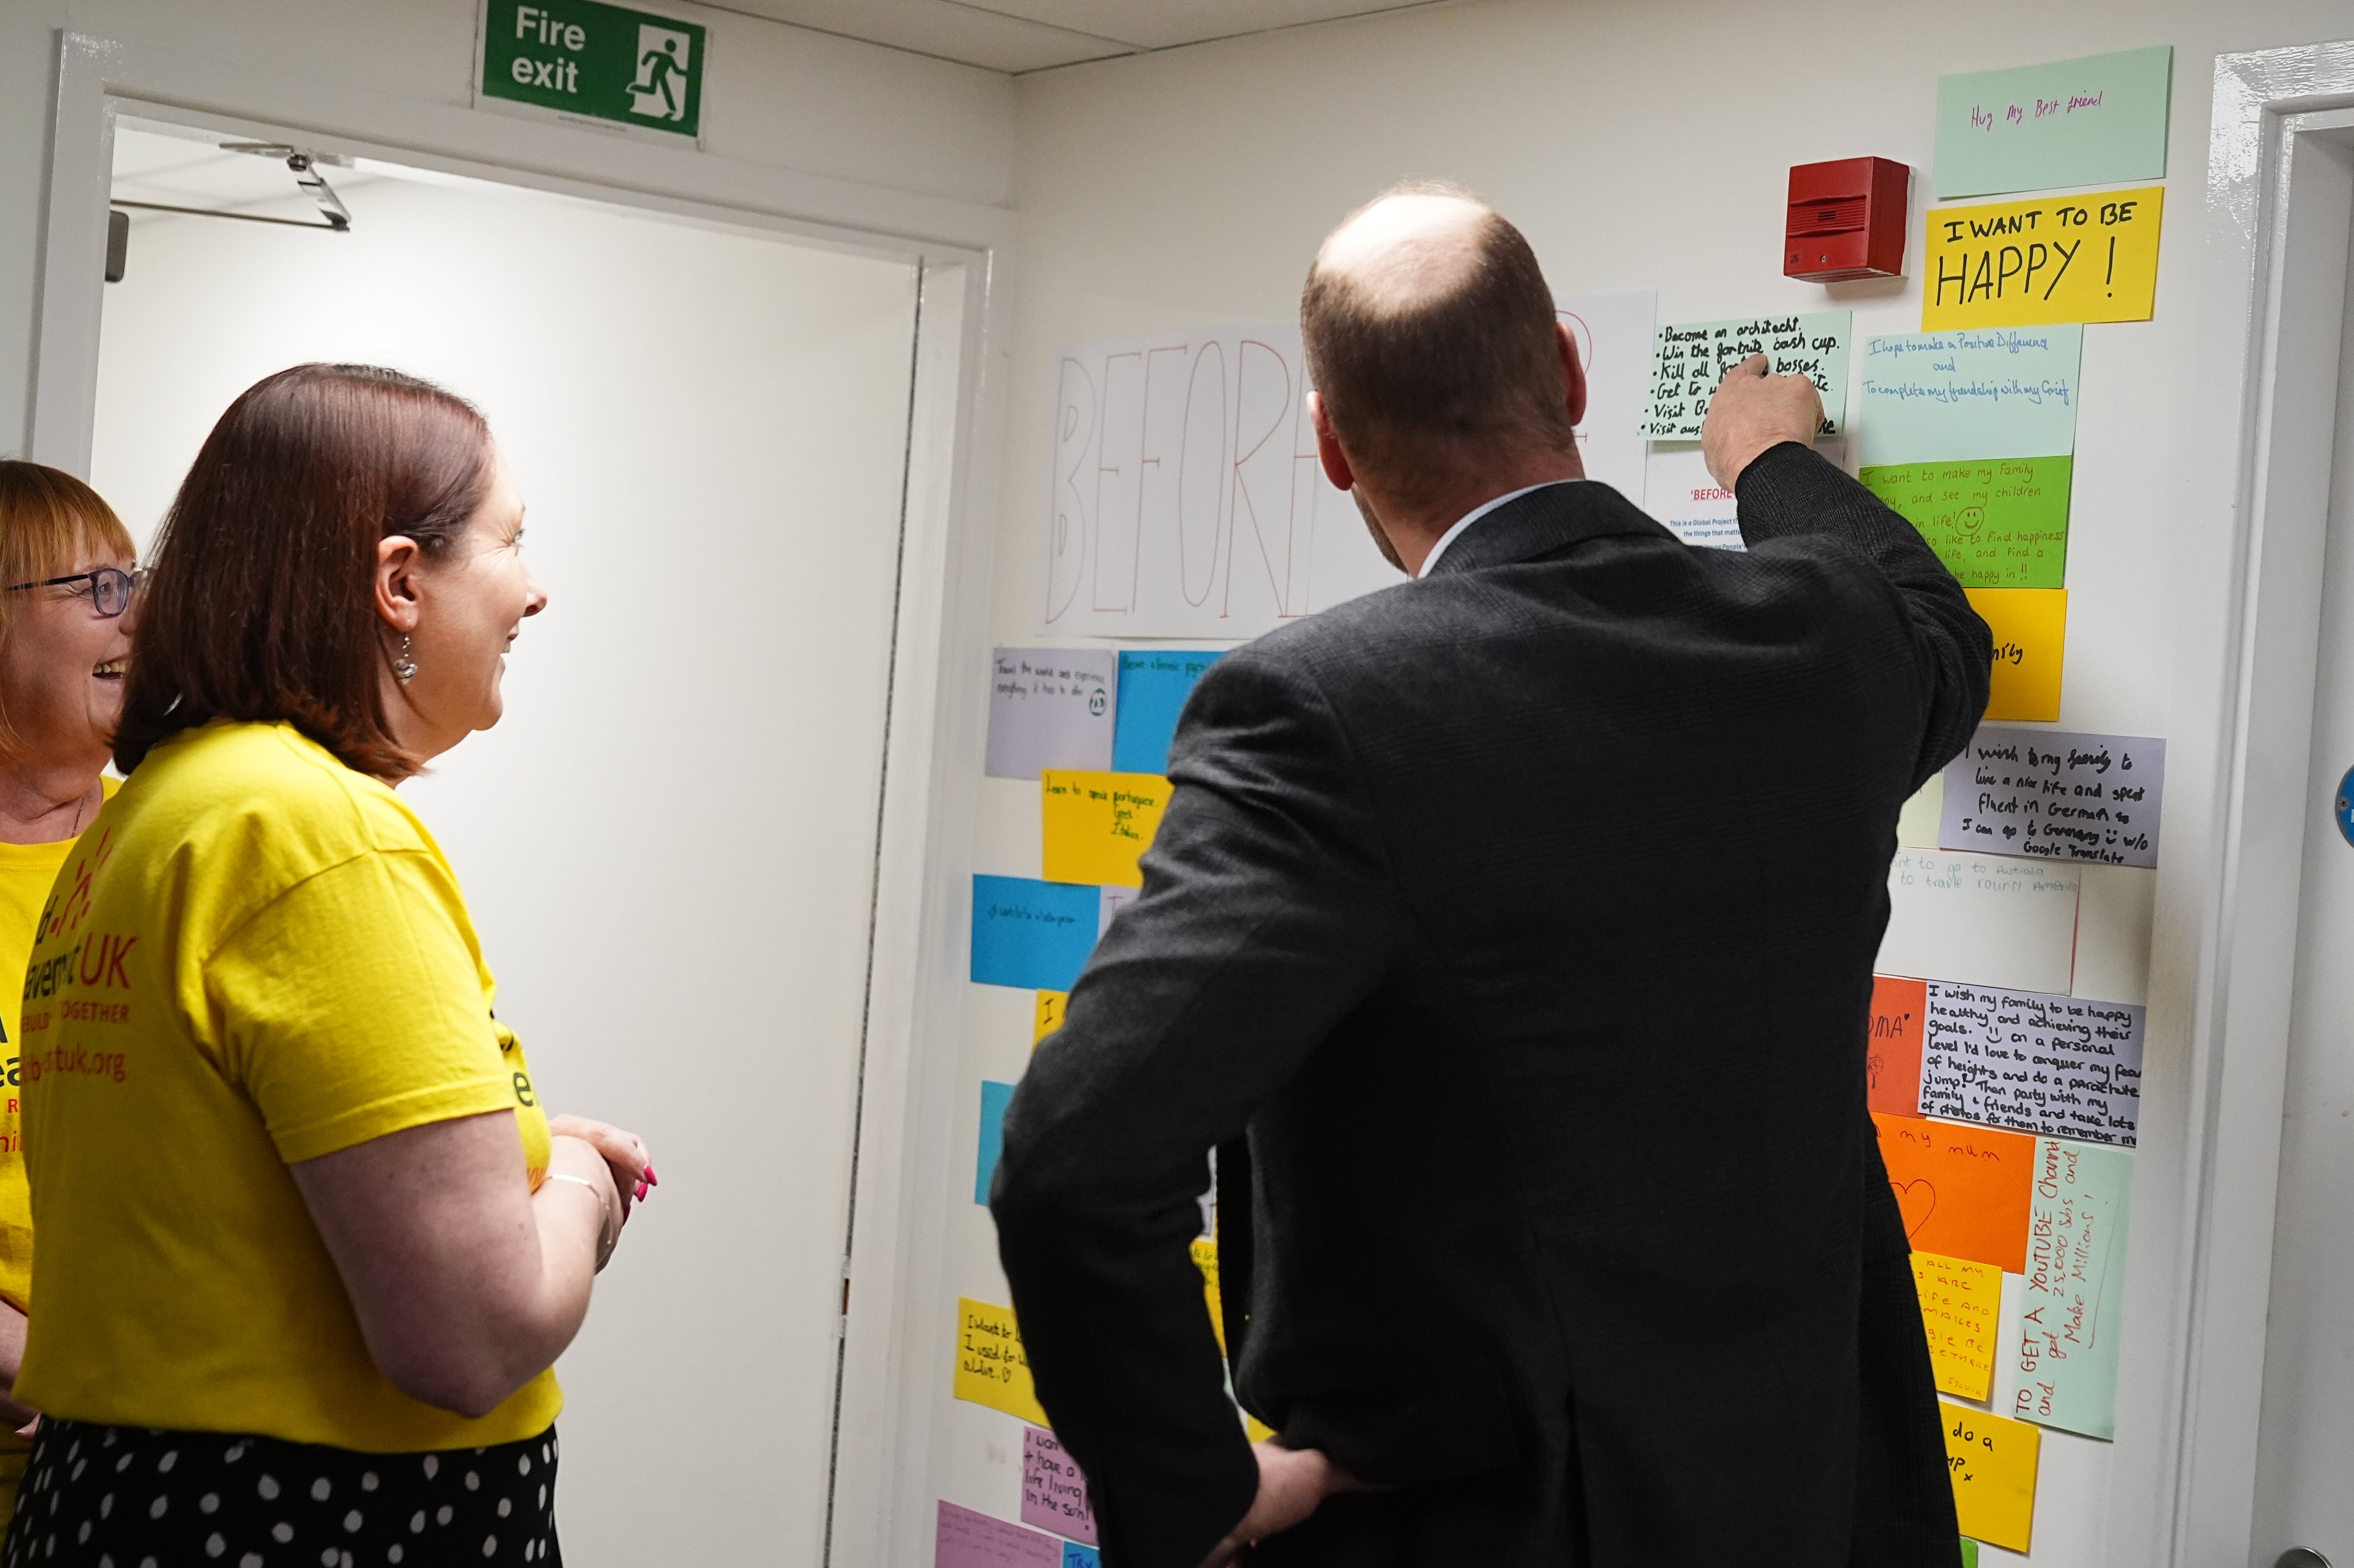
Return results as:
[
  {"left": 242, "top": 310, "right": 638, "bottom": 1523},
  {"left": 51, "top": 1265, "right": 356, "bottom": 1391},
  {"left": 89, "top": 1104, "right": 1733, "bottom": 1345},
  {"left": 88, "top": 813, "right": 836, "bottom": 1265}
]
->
[
  {"left": 1936, "top": 46, "right": 2172, "bottom": 199},
  {"left": 1960, "top": 1538, "right": 1979, "bottom": 1568},
  {"left": 1861, "top": 456, "right": 2071, "bottom": 588},
  {"left": 1858, "top": 328, "right": 2083, "bottom": 468},
  {"left": 2010, "top": 1139, "right": 2134, "bottom": 1440}
]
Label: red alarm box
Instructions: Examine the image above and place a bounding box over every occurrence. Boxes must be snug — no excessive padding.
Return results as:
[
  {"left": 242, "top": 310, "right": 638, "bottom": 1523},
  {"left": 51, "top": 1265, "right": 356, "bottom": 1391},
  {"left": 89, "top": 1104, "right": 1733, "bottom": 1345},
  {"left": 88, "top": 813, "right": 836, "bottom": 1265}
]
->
[{"left": 1784, "top": 157, "right": 1910, "bottom": 282}]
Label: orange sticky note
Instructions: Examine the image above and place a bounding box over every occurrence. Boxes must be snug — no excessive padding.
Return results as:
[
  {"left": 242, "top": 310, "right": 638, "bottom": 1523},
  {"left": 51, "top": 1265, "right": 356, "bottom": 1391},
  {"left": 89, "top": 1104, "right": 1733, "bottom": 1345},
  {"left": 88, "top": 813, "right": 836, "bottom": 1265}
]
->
[
  {"left": 1041, "top": 770, "right": 1171, "bottom": 887},
  {"left": 1873, "top": 1112, "right": 2036, "bottom": 1273},
  {"left": 1964, "top": 588, "right": 2066, "bottom": 722},
  {"left": 1033, "top": 990, "right": 1067, "bottom": 1046},
  {"left": 953, "top": 1297, "right": 1048, "bottom": 1426},
  {"left": 1868, "top": 975, "right": 1928, "bottom": 1118},
  {"left": 1942, "top": 1401, "right": 2040, "bottom": 1552},
  {"left": 1911, "top": 1248, "right": 2001, "bottom": 1401}
]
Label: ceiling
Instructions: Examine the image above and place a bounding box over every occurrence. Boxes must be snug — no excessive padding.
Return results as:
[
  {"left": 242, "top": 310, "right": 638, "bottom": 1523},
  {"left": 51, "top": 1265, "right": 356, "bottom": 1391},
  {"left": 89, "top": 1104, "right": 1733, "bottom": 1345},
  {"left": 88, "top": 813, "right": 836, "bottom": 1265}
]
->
[{"left": 704, "top": 0, "right": 1455, "bottom": 73}]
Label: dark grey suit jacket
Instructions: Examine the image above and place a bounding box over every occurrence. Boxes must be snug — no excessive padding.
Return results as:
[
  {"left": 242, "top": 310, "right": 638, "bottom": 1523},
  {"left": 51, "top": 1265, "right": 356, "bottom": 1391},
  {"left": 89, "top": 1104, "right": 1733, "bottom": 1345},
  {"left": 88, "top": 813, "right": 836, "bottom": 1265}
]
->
[{"left": 993, "top": 443, "right": 1990, "bottom": 1568}]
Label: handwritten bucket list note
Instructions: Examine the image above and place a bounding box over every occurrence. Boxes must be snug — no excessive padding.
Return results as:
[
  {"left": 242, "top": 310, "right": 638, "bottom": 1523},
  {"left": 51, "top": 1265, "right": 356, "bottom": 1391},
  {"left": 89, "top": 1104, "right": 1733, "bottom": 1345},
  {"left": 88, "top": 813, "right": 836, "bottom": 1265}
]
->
[
  {"left": 1942, "top": 726, "right": 2164, "bottom": 868},
  {"left": 954, "top": 1297, "right": 1048, "bottom": 1426},
  {"left": 1868, "top": 975, "right": 1928, "bottom": 1120},
  {"left": 1861, "top": 458, "right": 2071, "bottom": 588},
  {"left": 1924, "top": 187, "right": 2164, "bottom": 330},
  {"left": 1874, "top": 1112, "right": 2036, "bottom": 1273},
  {"left": 1965, "top": 588, "right": 2067, "bottom": 722},
  {"left": 1042, "top": 771, "right": 1172, "bottom": 887},
  {"left": 1022, "top": 1427, "right": 1097, "bottom": 1545},
  {"left": 1935, "top": 45, "right": 2173, "bottom": 199},
  {"left": 1879, "top": 851, "right": 2079, "bottom": 996},
  {"left": 972, "top": 875, "right": 1102, "bottom": 992},
  {"left": 936, "top": 1501, "right": 1063, "bottom": 1568},
  {"left": 1643, "top": 312, "right": 1850, "bottom": 440},
  {"left": 1942, "top": 1402, "right": 2041, "bottom": 1552},
  {"left": 1857, "top": 328, "right": 2083, "bottom": 467},
  {"left": 2013, "top": 1138, "right": 2133, "bottom": 1439},
  {"left": 1112, "top": 651, "right": 1223, "bottom": 774},
  {"left": 1920, "top": 983, "right": 2145, "bottom": 1147},
  {"left": 987, "top": 648, "right": 1116, "bottom": 779},
  {"left": 1911, "top": 1248, "right": 2003, "bottom": 1401}
]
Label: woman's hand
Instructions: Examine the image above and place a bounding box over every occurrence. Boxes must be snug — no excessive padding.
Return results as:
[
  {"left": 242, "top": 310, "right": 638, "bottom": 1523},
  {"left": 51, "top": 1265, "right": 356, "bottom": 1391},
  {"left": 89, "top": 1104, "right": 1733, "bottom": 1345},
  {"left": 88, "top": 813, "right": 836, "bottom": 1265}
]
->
[{"left": 547, "top": 1115, "right": 656, "bottom": 1218}]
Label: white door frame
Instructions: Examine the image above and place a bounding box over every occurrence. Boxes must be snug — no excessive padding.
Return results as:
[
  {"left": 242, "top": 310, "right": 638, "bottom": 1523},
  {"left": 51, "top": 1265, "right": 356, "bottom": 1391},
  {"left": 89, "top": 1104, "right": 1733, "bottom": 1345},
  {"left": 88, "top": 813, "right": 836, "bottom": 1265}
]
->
[
  {"left": 2122, "top": 39, "right": 2354, "bottom": 1568},
  {"left": 31, "top": 30, "right": 1009, "bottom": 1567}
]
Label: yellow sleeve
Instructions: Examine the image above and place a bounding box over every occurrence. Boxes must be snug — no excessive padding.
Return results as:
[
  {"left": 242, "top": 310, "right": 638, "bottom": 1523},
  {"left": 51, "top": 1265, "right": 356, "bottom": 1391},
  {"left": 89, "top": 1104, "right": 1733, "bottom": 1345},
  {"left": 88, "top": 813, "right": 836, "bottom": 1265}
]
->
[{"left": 208, "top": 850, "right": 517, "bottom": 1165}]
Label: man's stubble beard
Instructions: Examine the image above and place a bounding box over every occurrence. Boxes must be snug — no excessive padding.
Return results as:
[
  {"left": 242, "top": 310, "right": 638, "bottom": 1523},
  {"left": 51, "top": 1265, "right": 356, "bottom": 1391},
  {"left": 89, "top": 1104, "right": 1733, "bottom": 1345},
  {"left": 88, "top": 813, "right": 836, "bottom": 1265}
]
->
[{"left": 1353, "top": 486, "right": 1407, "bottom": 574}]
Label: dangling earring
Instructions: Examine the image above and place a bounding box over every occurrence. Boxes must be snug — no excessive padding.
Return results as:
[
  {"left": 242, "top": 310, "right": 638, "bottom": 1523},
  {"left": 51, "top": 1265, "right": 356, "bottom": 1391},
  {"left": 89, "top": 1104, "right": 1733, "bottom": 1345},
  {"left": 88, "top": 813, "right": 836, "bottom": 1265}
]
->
[{"left": 393, "top": 633, "right": 418, "bottom": 685}]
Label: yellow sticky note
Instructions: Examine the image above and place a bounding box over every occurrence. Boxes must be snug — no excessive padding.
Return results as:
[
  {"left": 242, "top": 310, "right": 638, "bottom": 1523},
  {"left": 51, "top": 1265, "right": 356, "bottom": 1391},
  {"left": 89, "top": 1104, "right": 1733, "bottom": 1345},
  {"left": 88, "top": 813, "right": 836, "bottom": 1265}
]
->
[
  {"left": 1911, "top": 1249, "right": 2001, "bottom": 1401},
  {"left": 1245, "top": 1414, "right": 1277, "bottom": 1443},
  {"left": 1033, "top": 990, "right": 1068, "bottom": 1046},
  {"left": 1965, "top": 588, "right": 2065, "bottom": 721},
  {"left": 1042, "top": 770, "right": 1171, "bottom": 887},
  {"left": 1923, "top": 186, "right": 2162, "bottom": 329},
  {"left": 1193, "top": 1235, "right": 1224, "bottom": 1353},
  {"left": 1942, "top": 1401, "right": 2040, "bottom": 1552},
  {"left": 953, "top": 1297, "right": 1048, "bottom": 1426}
]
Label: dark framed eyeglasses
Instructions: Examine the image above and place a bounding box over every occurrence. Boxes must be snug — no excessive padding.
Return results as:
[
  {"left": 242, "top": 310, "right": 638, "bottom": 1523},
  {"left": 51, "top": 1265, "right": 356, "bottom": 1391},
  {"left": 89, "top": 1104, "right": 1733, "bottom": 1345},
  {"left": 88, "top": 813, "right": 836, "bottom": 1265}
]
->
[{"left": 5, "top": 567, "right": 144, "bottom": 618}]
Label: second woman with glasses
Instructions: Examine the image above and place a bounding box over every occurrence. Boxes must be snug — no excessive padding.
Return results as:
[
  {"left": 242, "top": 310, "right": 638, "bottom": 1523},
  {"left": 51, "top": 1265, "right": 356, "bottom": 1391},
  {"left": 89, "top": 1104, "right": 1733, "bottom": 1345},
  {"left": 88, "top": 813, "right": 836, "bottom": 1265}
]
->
[{"left": 0, "top": 462, "right": 141, "bottom": 1540}]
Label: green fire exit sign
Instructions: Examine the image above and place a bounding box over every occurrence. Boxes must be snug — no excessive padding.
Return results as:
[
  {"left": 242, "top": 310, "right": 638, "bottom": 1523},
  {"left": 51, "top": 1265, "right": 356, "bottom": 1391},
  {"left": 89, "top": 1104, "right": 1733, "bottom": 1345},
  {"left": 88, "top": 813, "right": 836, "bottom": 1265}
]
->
[{"left": 480, "top": 0, "right": 705, "bottom": 139}]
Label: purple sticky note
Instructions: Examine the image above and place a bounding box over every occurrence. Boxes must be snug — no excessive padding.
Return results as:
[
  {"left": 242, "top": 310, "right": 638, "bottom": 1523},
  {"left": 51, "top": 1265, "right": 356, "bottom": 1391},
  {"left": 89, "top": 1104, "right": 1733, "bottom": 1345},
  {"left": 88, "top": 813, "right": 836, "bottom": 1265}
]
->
[
  {"left": 936, "top": 1501, "right": 1061, "bottom": 1568},
  {"left": 1021, "top": 1427, "right": 1098, "bottom": 1546}
]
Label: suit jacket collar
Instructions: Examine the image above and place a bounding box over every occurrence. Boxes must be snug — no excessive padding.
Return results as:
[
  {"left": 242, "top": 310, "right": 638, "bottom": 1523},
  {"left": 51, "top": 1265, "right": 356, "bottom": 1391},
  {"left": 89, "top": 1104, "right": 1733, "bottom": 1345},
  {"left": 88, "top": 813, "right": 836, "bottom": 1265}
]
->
[{"left": 1421, "top": 479, "right": 1671, "bottom": 578}]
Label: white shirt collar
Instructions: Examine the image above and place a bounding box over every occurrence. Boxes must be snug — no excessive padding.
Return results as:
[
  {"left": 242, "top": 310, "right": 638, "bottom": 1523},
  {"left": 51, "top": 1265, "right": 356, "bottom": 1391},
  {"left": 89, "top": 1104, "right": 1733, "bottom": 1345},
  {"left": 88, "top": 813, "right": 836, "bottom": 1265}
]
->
[{"left": 1417, "top": 479, "right": 1583, "bottom": 578}]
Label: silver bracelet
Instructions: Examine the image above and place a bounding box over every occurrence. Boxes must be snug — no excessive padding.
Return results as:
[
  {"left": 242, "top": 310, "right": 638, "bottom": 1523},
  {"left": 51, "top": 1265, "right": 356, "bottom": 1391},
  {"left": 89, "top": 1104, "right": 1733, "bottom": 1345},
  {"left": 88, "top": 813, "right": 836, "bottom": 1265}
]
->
[{"left": 544, "top": 1173, "right": 618, "bottom": 1272}]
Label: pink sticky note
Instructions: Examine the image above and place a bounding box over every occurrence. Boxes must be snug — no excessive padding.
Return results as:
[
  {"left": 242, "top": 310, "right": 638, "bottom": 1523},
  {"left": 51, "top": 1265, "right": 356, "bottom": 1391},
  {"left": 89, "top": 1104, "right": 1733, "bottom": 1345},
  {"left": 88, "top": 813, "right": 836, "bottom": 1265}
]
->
[
  {"left": 935, "top": 1501, "right": 1061, "bottom": 1568},
  {"left": 1021, "top": 1426, "right": 1098, "bottom": 1545}
]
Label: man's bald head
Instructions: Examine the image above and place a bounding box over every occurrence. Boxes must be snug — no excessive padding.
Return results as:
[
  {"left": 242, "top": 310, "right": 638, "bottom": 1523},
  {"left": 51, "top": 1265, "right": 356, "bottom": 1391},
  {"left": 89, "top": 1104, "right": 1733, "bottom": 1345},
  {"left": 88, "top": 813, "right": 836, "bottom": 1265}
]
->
[{"left": 1302, "top": 184, "right": 1574, "bottom": 509}]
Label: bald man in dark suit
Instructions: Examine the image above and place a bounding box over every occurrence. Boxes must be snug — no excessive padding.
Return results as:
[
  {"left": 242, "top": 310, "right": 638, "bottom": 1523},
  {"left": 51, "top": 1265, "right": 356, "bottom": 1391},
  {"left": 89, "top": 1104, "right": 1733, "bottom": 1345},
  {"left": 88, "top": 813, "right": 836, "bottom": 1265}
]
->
[{"left": 992, "top": 184, "right": 1986, "bottom": 1568}]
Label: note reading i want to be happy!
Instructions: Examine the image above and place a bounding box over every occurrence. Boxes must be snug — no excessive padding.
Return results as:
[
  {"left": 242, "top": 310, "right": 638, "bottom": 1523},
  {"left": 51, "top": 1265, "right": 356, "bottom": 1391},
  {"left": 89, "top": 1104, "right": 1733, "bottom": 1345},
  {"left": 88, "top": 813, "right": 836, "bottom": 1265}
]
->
[{"left": 1923, "top": 187, "right": 2163, "bottom": 331}]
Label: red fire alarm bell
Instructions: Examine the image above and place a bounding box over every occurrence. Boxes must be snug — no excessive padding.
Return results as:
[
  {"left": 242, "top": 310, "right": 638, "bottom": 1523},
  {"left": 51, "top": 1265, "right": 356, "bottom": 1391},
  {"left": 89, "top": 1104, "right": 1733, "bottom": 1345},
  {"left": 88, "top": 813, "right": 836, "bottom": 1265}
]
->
[{"left": 1785, "top": 157, "right": 1910, "bottom": 283}]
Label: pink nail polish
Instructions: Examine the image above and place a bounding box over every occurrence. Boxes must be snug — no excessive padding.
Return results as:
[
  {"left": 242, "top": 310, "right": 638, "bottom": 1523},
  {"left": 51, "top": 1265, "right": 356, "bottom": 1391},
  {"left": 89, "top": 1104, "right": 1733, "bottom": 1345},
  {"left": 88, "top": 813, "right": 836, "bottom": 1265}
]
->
[
  {"left": 634, "top": 1182, "right": 648, "bottom": 1201},
  {"left": 645, "top": 1166, "right": 659, "bottom": 1186}
]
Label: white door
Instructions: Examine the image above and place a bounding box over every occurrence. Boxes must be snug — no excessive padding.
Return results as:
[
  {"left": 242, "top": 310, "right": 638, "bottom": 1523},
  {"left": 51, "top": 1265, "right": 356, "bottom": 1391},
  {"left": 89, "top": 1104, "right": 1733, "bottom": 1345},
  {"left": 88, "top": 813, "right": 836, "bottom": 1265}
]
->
[
  {"left": 2248, "top": 209, "right": 2354, "bottom": 1568},
  {"left": 93, "top": 123, "right": 920, "bottom": 1566}
]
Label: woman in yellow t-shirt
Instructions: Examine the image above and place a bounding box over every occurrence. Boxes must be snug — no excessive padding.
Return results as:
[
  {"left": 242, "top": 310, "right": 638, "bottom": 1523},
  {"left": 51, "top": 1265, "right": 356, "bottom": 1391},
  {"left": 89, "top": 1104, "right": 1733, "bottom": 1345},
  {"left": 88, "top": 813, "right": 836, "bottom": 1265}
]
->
[
  {"left": 5, "top": 365, "right": 655, "bottom": 1568},
  {"left": 0, "top": 463, "right": 139, "bottom": 1538}
]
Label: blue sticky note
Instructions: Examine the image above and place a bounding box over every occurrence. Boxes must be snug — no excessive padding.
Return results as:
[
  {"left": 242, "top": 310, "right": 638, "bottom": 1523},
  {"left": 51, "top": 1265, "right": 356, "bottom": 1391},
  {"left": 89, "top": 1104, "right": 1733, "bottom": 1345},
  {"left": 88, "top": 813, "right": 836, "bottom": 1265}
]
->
[
  {"left": 1111, "top": 650, "right": 1224, "bottom": 774},
  {"left": 971, "top": 875, "right": 1101, "bottom": 991},
  {"left": 975, "top": 1080, "right": 1015, "bottom": 1205},
  {"left": 1063, "top": 1546, "right": 1100, "bottom": 1568}
]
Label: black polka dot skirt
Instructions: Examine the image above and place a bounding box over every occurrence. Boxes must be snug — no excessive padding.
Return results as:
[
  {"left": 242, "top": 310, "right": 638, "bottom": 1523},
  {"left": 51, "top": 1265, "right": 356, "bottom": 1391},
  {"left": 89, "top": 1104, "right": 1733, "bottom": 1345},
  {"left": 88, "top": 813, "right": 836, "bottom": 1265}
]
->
[{"left": 0, "top": 1418, "right": 561, "bottom": 1566}]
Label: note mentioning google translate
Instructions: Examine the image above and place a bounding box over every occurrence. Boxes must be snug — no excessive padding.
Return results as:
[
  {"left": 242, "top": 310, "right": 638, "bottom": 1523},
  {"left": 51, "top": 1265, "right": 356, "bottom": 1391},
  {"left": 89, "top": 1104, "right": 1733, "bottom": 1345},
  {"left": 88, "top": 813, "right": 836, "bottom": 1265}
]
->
[{"left": 1941, "top": 726, "right": 2165, "bottom": 868}]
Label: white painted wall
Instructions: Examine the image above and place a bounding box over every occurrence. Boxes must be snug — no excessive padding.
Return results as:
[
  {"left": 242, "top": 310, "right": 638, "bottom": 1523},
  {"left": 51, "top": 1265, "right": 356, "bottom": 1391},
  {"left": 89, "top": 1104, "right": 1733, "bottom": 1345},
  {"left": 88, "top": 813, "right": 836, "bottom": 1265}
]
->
[
  {"left": 923, "top": 3, "right": 2354, "bottom": 1565},
  {"left": 89, "top": 141, "right": 922, "bottom": 1567},
  {"left": 0, "top": 0, "right": 1015, "bottom": 457}
]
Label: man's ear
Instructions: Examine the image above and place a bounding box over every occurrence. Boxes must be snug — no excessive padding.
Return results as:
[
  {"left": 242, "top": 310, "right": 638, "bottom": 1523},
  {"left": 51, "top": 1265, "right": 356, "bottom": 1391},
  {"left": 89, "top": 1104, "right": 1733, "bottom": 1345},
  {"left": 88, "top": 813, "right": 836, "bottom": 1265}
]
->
[
  {"left": 375, "top": 535, "right": 423, "bottom": 634},
  {"left": 1556, "top": 321, "right": 1589, "bottom": 431},
  {"left": 1309, "top": 392, "right": 1357, "bottom": 493}
]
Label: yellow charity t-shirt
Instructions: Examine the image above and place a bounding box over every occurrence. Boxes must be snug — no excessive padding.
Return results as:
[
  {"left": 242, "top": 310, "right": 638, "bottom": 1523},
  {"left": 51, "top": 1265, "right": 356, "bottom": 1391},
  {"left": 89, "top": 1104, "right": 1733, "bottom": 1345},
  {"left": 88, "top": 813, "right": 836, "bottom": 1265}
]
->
[
  {"left": 15, "top": 720, "right": 558, "bottom": 1452},
  {"left": 0, "top": 774, "right": 118, "bottom": 1532}
]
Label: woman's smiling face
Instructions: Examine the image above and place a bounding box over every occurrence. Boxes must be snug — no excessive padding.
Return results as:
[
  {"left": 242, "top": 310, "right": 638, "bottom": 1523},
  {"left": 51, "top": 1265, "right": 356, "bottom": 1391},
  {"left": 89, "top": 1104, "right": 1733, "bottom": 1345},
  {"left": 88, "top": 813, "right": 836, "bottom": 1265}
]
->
[{"left": 0, "top": 547, "right": 138, "bottom": 771}]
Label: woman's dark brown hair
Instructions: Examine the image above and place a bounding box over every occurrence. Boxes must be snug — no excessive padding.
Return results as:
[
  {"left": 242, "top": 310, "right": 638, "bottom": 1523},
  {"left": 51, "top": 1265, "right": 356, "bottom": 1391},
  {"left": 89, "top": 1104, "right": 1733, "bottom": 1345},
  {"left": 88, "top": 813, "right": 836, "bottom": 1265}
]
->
[{"left": 113, "top": 363, "right": 491, "bottom": 780}]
